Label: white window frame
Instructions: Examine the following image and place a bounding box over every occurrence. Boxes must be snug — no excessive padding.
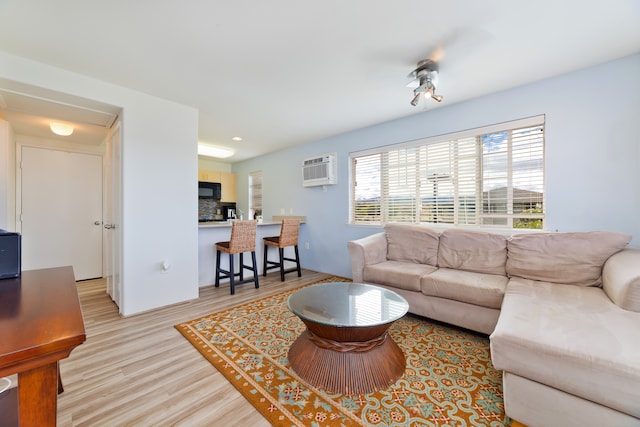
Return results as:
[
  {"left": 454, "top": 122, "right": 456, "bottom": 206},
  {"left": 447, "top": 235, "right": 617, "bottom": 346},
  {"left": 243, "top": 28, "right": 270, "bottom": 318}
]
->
[
  {"left": 349, "top": 116, "right": 545, "bottom": 229},
  {"left": 248, "top": 171, "right": 262, "bottom": 220}
]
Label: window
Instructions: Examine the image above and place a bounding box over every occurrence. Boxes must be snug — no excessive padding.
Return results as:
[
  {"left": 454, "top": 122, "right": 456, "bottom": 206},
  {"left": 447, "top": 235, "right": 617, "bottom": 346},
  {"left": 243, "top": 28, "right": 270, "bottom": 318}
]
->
[
  {"left": 350, "top": 116, "right": 544, "bottom": 229},
  {"left": 248, "top": 171, "right": 262, "bottom": 220}
]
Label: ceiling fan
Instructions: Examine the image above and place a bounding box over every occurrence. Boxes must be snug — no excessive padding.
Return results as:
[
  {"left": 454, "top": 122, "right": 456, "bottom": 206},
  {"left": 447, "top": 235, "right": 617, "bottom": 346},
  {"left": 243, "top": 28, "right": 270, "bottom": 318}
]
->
[
  {"left": 406, "top": 28, "right": 491, "bottom": 107},
  {"left": 408, "top": 59, "right": 443, "bottom": 106}
]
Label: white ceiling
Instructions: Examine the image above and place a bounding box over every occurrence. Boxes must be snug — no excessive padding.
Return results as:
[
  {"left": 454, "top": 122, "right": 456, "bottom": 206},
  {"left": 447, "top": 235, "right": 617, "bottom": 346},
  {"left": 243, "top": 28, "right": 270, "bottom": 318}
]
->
[{"left": 0, "top": 1, "right": 639, "bottom": 161}]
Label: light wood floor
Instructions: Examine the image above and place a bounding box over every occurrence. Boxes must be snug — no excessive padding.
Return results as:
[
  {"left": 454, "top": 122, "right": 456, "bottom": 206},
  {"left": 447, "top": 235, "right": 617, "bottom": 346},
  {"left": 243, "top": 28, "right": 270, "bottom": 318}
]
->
[{"left": 57, "top": 270, "right": 334, "bottom": 427}]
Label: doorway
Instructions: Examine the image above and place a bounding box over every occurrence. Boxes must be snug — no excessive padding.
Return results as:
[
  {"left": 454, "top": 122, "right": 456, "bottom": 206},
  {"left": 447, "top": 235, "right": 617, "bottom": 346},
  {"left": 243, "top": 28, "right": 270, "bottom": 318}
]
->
[
  {"left": 19, "top": 146, "right": 103, "bottom": 280},
  {"left": 104, "top": 121, "right": 122, "bottom": 307}
]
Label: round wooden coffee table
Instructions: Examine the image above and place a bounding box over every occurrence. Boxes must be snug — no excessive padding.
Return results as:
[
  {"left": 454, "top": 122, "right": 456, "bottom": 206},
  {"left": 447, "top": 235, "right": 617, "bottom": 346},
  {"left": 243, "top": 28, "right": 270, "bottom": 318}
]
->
[{"left": 287, "top": 282, "right": 408, "bottom": 394}]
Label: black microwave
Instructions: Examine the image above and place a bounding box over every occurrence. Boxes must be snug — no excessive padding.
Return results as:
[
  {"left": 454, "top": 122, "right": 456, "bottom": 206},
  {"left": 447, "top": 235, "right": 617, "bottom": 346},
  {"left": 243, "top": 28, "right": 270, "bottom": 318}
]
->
[{"left": 198, "top": 182, "right": 221, "bottom": 199}]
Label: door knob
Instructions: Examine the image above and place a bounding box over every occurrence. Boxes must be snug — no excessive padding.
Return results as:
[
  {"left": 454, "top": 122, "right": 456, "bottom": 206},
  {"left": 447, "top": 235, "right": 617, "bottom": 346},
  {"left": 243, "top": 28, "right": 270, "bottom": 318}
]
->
[
  {"left": 94, "top": 221, "right": 102, "bottom": 226},
  {"left": 104, "top": 224, "right": 114, "bottom": 229}
]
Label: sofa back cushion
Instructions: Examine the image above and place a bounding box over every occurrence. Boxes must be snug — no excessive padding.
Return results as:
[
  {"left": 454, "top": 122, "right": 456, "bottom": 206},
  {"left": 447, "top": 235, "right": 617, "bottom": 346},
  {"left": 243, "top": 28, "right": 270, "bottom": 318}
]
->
[
  {"left": 385, "top": 223, "right": 439, "bottom": 266},
  {"left": 437, "top": 229, "right": 508, "bottom": 275},
  {"left": 506, "top": 231, "right": 631, "bottom": 286}
]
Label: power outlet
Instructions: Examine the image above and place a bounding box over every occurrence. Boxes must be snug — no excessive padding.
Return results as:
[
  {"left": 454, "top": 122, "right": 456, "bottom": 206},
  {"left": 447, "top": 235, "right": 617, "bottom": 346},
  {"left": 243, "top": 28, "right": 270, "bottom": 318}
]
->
[
  {"left": 304, "top": 242, "right": 310, "bottom": 250},
  {"left": 161, "top": 261, "right": 171, "bottom": 273}
]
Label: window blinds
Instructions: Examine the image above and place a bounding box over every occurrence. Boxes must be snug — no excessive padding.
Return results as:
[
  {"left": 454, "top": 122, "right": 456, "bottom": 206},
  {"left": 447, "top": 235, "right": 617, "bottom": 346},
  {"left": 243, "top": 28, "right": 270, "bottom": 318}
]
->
[{"left": 350, "top": 116, "right": 544, "bottom": 229}]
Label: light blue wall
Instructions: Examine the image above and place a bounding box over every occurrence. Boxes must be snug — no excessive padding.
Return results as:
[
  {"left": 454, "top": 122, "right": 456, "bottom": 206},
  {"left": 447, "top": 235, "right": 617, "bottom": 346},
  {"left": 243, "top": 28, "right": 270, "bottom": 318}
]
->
[{"left": 236, "top": 54, "right": 640, "bottom": 278}]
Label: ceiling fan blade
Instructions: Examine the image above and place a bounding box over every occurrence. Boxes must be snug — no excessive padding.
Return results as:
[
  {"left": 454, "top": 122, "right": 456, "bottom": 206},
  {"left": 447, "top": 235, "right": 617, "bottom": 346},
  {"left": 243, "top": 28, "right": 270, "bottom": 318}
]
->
[{"left": 428, "top": 45, "right": 445, "bottom": 63}]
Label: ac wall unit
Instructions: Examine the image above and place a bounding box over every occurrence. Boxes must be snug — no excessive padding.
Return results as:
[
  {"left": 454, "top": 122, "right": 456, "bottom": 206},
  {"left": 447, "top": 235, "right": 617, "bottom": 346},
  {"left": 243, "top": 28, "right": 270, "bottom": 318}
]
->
[{"left": 302, "top": 153, "right": 337, "bottom": 187}]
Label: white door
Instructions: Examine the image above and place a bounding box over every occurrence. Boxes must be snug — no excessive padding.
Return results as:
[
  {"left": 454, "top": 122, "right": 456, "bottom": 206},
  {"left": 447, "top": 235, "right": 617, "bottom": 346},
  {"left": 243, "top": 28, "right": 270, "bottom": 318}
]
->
[
  {"left": 104, "top": 121, "right": 122, "bottom": 308},
  {"left": 20, "top": 146, "right": 103, "bottom": 280}
]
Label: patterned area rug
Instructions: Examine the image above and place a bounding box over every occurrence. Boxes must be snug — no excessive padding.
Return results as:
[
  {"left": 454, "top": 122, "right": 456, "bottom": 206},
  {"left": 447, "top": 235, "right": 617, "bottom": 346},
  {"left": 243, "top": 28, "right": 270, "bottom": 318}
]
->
[{"left": 175, "top": 278, "right": 510, "bottom": 426}]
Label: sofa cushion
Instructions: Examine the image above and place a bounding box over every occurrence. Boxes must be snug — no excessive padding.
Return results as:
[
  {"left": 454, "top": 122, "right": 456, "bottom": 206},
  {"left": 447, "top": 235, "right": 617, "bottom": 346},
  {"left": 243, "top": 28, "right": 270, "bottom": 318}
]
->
[
  {"left": 437, "top": 229, "right": 507, "bottom": 276},
  {"left": 364, "top": 261, "right": 437, "bottom": 292},
  {"left": 385, "top": 223, "right": 439, "bottom": 266},
  {"left": 490, "top": 278, "right": 640, "bottom": 418},
  {"left": 421, "top": 268, "right": 508, "bottom": 309},
  {"left": 506, "top": 231, "right": 631, "bottom": 286}
]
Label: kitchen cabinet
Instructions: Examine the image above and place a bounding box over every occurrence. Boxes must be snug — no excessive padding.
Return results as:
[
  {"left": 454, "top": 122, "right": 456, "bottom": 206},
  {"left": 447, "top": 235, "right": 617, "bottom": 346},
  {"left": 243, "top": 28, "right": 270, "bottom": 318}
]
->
[
  {"left": 198, "top": 169, "right": 237, "bottom": 203},
  {"left": 198, "top": 169, "right": 216, "bottom": 182},
  {"left": 218, "top": 172, "right": 236, "bottom": 203}
]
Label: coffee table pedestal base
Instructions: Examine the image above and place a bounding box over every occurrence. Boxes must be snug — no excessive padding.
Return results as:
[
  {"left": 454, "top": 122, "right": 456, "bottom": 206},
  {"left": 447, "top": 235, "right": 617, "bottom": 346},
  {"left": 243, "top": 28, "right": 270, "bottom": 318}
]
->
[{"left": 288, "top": 325, "right": 405, "bottom": 395}]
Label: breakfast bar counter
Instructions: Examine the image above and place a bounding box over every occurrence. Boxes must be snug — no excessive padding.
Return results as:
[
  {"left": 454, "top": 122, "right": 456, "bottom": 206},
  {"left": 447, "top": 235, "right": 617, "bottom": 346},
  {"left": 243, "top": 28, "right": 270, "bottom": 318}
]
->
[{"left": 198, "top": 220, "right": 282, "bottom": 228}]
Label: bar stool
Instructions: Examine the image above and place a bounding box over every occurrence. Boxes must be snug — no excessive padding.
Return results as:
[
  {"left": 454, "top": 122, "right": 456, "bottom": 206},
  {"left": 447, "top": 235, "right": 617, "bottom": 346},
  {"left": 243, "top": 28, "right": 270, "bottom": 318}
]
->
[
  {"left": 263, "top": 218, "right": 301, "bottom": 281},
  {"left": 215, "top": 220, "right": 259, "bottom": 295}
]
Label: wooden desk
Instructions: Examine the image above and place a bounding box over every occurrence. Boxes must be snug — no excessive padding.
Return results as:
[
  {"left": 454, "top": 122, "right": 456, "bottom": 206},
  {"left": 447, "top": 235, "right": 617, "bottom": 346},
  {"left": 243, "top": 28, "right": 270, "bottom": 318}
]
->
[{"left": 0, "top": 266, "right": 86, "bottom": 426}]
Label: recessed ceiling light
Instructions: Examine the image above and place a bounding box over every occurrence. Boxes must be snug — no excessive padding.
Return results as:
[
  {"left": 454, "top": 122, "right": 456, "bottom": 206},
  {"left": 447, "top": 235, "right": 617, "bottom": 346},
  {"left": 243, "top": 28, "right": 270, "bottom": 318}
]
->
[
  {"left": 50, "top": 122, "right": 74, "bottom": 136},
  {"left": 231, "top": 136, "right": 243, "bottom": 141},
  {"left": 198, "top": 144, "right": 234, "bottom": 158}
]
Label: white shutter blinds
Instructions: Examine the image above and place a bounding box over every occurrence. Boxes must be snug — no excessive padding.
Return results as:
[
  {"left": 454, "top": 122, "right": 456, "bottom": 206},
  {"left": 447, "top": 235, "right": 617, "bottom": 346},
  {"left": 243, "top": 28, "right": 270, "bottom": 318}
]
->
[
  {"left": 480, "top": 125, "right": 544, "bottom": 227},
  {"left": 385, "top": 148, "right": 419, "bottom": 222},
  {"left": 352, "top": 153, "right": 382, "bottom": 223},
  {"left": 350, "top": 116, "right": 544, "bottom": 229},
  {"left": 249, "top": 171, "right": 262, "bottom": 218}
]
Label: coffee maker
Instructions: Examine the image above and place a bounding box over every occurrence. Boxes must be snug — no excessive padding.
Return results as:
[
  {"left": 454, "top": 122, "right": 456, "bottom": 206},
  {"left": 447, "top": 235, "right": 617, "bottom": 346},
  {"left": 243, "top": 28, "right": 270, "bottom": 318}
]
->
[{"left": 221, "top": 203, "right": 237, "bottom": 221}]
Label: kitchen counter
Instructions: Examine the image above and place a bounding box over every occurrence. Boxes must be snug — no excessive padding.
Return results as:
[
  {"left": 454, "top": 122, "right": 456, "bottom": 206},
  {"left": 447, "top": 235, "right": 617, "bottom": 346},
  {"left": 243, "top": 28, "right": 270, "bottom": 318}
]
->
[
  {"left": 198, "top": 216, "right": 306, "bottom": 228},
  {"left": 198, "top": 220, "right": 282, "bottom": 228}
]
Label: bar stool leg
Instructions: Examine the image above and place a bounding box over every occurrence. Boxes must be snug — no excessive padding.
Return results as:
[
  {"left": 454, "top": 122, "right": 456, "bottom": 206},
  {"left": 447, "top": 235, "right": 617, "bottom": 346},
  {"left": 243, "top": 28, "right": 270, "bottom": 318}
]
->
[
  {"left": 278, "top": 247, "right": 285, "bottom": 281},
  {"left": 251, "top": 251, "right": 259, "bottom": 289},
  {"left": 215, "top": 250, "right": 221, "bottom": 287},
  {"left": 239, "top": 253, "right": 244, "bottom": 281},
  {"left": 262, "top": 245, "right": 268, "bottom": 276},
  {"left": 294, "top": 245, "right": 301, "bottom": 277},
  {"left": 229, "top": 253, "right": 235, "bottom": 295}
]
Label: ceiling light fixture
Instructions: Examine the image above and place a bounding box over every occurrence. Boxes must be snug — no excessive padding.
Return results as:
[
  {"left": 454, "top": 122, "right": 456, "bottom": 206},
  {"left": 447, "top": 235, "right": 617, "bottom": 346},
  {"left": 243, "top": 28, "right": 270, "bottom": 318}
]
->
[
  {"left": 50, "top": 122, "right": 74, "bottom": 136},
  {"left": 231, "top": 136, "right": 243, "bottom": 142},
  {"left": 408, "top": 59, "right": 443, "bottom": 107},
  {"left": 198, "top": 144, "right": 234, "bottom": 158}
]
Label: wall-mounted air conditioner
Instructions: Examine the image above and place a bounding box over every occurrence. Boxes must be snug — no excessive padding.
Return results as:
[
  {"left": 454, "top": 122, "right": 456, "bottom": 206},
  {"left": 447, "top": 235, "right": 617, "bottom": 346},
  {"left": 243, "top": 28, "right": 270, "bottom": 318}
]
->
[{"left": 302, "top": 153, "right": 337, "bottom": 187}]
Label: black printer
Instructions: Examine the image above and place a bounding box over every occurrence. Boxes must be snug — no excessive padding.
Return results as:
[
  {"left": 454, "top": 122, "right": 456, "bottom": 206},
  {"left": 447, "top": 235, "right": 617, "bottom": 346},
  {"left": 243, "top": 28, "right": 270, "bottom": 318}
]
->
[{"left": 0, "top": 229, "right": 21, "bottom": 279}]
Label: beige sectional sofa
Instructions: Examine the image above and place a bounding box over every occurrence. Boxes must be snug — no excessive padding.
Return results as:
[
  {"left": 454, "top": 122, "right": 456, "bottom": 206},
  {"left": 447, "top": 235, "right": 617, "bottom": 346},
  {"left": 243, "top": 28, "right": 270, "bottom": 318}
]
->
[{"left": 347, "top": 224, "right": 640, "bottom": 427}]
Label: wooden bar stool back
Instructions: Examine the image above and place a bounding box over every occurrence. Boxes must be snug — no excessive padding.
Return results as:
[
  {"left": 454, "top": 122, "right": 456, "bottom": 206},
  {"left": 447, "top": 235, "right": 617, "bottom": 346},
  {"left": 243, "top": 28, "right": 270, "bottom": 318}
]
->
[
  {"left": 215, "top": 220, "right": 259, "bottom": 295},
  {"left": 263, "top": 218, "right": 301, "bottom": 281}
]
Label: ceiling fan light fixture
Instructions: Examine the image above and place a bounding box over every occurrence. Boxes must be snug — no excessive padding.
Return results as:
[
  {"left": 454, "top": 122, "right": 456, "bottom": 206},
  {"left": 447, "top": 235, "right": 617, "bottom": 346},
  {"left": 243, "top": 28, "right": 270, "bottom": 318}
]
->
[
  {"left": 410, "top": 92, "right": 421, "bottom": 106},
  {"left": 50, "top": 122, "right": 74, "bottom": 136},
  {"left": 408, "top": 59, "right": 444, "bottom": 107}
]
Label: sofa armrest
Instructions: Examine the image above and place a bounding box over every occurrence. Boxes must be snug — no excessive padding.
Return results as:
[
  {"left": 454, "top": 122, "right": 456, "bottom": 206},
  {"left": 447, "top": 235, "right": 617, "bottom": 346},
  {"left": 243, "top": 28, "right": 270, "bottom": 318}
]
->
[
  {"left": 347, "top": 232, "right": 387, "bottom": 282},
  {"left": 602, "top": 248, "right": 640, "bottom": 312}
]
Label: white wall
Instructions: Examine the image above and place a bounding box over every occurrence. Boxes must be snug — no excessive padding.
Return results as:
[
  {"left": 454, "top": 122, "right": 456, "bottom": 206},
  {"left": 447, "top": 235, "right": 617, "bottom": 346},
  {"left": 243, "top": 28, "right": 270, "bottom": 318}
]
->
[
  {"left": 0, "top": 52, "right": 199, "bottom": 315},
  {"left": 198, "top": 156, "right": 232, "bottom": 172},
  {"left": 233, "top": 54, "right": 640, "bottom": 278},
  {"left": 0, "top": 119, "right": 16, "bottom": 230}
]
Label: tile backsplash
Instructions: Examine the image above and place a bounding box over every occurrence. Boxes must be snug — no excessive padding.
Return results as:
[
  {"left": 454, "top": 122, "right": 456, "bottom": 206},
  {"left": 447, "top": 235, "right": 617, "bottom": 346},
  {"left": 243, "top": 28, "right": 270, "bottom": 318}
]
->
[{"left": 199, "top": 199, "right": 224, "bottom": 221}]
